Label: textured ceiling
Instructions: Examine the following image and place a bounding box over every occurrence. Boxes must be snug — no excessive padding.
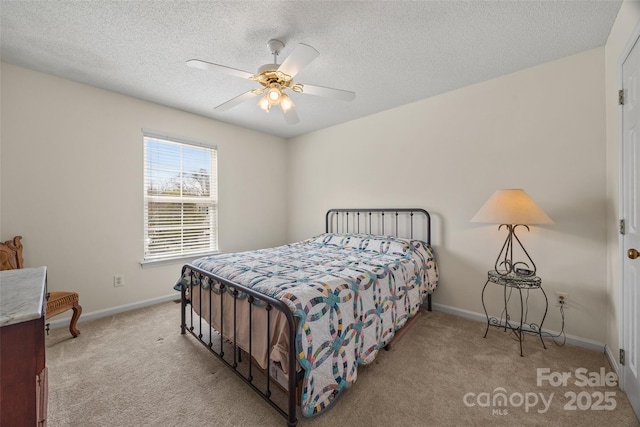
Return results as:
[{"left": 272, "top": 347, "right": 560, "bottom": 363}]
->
[{"left": 0, "top": 1, "right": 622, "bottom": 139}]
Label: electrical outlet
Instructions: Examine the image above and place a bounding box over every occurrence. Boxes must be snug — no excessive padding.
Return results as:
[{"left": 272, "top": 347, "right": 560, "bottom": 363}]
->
[
  {"left": 113, "top": 275, "right": 124, "bottom": 287},
  {"left": 555, "top": 291, "right": 568, "bottom": 308}
]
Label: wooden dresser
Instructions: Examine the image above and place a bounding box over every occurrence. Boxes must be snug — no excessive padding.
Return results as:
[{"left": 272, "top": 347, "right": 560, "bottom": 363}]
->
[{"left": 0, "top": 267, "right": 48, "bottom": 426}]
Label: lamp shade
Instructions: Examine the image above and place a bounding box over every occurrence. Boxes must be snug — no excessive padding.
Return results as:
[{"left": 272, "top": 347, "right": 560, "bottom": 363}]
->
[{"left": 471, "top": 189, "right": 553, "bottom": 225}]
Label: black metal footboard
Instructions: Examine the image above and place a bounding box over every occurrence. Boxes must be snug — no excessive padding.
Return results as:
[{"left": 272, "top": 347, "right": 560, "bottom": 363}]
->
[{"left": 180, "top": 264, "right": 299, "bottom": 427}]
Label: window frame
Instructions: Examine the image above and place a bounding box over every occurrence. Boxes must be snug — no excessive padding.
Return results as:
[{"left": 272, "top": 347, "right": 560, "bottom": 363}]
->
[{"left": 141, "top": 129, "right": 219, "bottom": 266}]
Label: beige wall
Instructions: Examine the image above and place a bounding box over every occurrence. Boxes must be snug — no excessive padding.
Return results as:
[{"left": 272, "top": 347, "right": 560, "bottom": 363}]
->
[
  {"left": 287, "top": 48, "right": 607, "bottom": 343},
  {"left": 604, "top": 1, "right": 640, "bottom": 359},
  {"left": 0, "top": 63, "right": 288, "bottom": 314}
]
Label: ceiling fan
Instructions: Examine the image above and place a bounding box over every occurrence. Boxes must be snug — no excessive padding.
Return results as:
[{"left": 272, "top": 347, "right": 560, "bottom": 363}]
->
[{"left": 186, "top": 39, "right": 356, "bottom": 124}]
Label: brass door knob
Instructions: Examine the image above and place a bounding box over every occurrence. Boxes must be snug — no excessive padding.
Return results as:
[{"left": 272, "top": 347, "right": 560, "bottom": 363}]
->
[{"left": 629, "top": 248, "right": 640, "bottom": 260}]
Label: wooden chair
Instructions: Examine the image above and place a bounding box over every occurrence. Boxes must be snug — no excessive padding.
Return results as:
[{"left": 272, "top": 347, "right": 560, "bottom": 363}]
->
[{"left": 0, "top": 236, "right": 82, "bottom": 337}]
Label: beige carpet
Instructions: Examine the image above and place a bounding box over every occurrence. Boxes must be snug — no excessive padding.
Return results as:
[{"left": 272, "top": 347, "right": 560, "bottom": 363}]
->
[{"left": 45, "top": 301, "right": 639, "bottom": 427}]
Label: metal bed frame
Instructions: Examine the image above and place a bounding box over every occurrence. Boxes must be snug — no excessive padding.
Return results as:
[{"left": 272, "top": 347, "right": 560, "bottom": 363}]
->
[{"left": 179, "top": 208, "right": 433, "bottom": 427}]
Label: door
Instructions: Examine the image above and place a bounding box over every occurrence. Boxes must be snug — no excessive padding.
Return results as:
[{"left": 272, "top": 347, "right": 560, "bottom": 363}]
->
[{"left": 621, "top": 23, "right": 640, "bottom": 421}]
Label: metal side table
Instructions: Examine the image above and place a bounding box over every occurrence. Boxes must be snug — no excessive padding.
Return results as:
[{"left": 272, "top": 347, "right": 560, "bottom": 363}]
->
[{"left": 481, "top": 270, "right": 548, "bottom": 356}]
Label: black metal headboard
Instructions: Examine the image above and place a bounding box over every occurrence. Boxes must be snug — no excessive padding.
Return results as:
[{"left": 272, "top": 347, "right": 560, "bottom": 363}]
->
[{"left": 325, "top": 208, "right": 431, "bottom": 245}]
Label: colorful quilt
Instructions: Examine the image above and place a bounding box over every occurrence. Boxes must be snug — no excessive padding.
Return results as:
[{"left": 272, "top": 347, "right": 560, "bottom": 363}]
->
[{"left": 177, "top": 233, "right": 438, "bottom": 416}]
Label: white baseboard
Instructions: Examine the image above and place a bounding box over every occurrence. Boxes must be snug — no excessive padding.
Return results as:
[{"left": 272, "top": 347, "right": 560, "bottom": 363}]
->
[
  {"left": 432, "top": 302, "right": 606, "bottom": 353},
  {"left": 46, "top": 293, "right": 180, "bottom": 330},
  {"left": 47, "top": 295, "right": 607, "bottom": 355},
  {"left": 604, "top": 344, "right": 620, "bottom": 375}
]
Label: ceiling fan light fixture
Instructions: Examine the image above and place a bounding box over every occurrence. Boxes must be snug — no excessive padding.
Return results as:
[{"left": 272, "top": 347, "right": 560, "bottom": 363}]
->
[
  {"left": 258, "top": 95, "right": 271, "bottom": 112},
  {"left": 280, "top": 93, "right": 294, "bottom": 113},
  {"left": 267, "top": 84, "right": 282, "bottom": 104}
]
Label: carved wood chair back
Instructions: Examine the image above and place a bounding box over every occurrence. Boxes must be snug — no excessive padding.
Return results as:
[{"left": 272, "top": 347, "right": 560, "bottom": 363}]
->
[{"left": 0, "top": 236, "right": 24, "bottom": 271}]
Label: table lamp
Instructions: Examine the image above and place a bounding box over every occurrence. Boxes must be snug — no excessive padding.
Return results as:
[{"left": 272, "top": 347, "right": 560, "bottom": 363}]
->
[{"left": 471, "top": 189, "right": 552, "bottom": 276}]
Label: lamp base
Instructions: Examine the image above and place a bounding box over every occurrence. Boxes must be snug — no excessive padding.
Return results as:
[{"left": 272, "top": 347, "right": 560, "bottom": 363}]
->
[{"left": 494, "top": 224, "right": 537, "bottom": 276}]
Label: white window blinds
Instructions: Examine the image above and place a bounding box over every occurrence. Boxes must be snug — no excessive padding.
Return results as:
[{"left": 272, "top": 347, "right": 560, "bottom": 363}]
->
[{"left": 143, "top": 131, "right": 218, "bottom": 261}]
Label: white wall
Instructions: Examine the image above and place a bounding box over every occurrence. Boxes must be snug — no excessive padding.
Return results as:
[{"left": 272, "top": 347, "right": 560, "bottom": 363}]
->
[
  {"left": 604, "top": 1, "right": 640, "bottom": 358},
  {"left": 0, "top": 62, "right": 288, "bottom": 314},
  {"left": 287, "top": 48, "right": 607, "bottom": 343}
]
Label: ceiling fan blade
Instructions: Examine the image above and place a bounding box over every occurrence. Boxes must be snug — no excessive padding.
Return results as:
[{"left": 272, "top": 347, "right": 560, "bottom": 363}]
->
[
  {"left": 283, "top": 105, "right": 300, "bottom": 125},
  {"left": 277, "top": 43, "right": 319, "bottom": 78},
  {"left": 186, "top": 59, "right": 254, "bottom": 80},
  {"left": 214, "top": 91, "right": 259, "bottom": 111},
  {"left": 299, "top": 83, "right": 356, "bottom": 102}
]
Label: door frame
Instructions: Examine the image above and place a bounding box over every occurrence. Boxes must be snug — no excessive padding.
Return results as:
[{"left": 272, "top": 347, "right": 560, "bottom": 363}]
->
[{"left": 618, "top": 18, "right": 640, "bottom": 392}]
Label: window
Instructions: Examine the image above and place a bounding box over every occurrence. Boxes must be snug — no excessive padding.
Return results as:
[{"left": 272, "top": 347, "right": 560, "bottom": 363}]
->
[{"left": 143, "top": 130, "right": 218, "bottom": 262}]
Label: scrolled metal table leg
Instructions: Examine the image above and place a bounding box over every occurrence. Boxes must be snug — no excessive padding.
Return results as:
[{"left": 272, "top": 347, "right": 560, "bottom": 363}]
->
[
  {"left": 518, "top": 288, "right": 524, "bottom": 357},
  {"left": 539, "top": 286, "right": 548, "bottom": 349},
  {"left": 482, "top": 280, "right": 491, "bottom": 338},
  {"left": 503, "top": 282, "right": 509, "bottom": 332}
]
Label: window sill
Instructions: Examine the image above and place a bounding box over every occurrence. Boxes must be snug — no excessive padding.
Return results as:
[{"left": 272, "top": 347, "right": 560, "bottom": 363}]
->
[{"left": 140, "top": 252, "right": 220, "bottom": 269}]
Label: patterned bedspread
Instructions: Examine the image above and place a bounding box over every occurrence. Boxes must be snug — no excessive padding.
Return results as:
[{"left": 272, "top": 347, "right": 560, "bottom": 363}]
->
[{"left": 177, "top": 233, "right": 438, "bottom": 416}]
